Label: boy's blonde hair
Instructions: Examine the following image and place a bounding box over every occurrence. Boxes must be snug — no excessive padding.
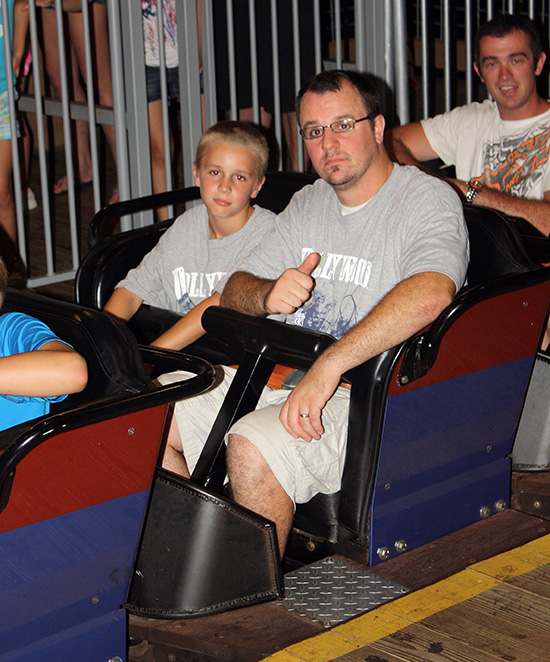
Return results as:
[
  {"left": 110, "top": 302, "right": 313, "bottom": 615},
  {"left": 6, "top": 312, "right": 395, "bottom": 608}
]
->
[
  {"left": 0, "top": 256, "right": 7, "bottom": 311},
  {"left": 195, "top": 120, "right": 269, "bottom": 183}
]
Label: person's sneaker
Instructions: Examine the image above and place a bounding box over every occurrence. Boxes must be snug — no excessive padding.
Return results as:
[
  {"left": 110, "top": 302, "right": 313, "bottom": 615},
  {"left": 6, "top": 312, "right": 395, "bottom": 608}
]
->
[{"left": 25, "top": 188, "right": 38, "bottom": 210}]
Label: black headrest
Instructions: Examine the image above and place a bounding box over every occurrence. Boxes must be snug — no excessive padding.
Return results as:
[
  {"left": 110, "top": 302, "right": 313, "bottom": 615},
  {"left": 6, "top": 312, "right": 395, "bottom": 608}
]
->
[
  {"left": 3, "top": 290, "right": 153, "bottom": 408},
  {"left": 463, "top": 203, "right": 538, "bottom": 286}
]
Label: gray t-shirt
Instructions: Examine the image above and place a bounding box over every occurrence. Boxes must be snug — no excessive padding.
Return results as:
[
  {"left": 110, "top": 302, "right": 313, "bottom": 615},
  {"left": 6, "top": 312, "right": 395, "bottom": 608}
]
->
[
  {"left": 117, "top": 203, "right": 275, "bottom": 315},
  {"left": 219, "top": 164, "right": 469, "bottom": 339}
]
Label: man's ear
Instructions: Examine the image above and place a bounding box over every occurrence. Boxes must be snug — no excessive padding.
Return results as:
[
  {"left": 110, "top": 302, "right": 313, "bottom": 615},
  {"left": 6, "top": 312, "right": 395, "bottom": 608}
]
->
[
  {"left": 250, "top": 175, "right": 266, "bottom": 199},
  {"left": 535, "top": 51, "right": 547, "bottom": 76},
  {"left": 373, "top": 113, "right": 386, "bottom": 145},
  {"left": 473, "top": 61, "right": 484, "bottom": 83}
]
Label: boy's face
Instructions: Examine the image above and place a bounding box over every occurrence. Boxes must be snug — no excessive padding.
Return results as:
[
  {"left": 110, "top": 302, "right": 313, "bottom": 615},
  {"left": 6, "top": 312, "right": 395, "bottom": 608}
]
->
[{"left": 193, "top": 142, "right": 264, "bottom": 233}]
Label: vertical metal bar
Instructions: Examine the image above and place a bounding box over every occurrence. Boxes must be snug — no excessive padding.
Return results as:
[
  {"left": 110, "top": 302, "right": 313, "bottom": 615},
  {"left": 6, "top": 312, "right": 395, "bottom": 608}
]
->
[
  {"left": 334, "top": 0, "right": 342, "bottom": 69},
  {"left": 200, "top": 0, "right": 218, "bottom": 129},
  {"left": 157, "top": 0, "right": 172, "bottom": 188},
  {"left": 157, "top": 0, "right": 174, "bottom": 218},
  {"left": 393, "top": 0, "right": 410, "bottom": 125},
  {"left": 270, "top": 0, "right": 282, "bottom": 169},
  {"left": 176, "top": 0, "right": 202, "bottom": 186},
  {"left": 110, "top": 0, "right": 137, "bottom": 230},
  {"left": 354, "top": 0, "right": 365, "bottom": 72},
  {"left": 421, "top": 0, "right": 430, "bottom": 118},
  {"left": 292, "top": 0, "right": 304, "bottom": 170},
  {"left": 80, "top": 0, "right": 101, "bottom": 211},
  {"left": 313, "top": 0, "right": 321, "bottom": 74},
  {"left": 54, "top": 0, "right": 79, "bottom": 269},
  {"left": 384, "top": 0, "right": 394, "bottom": 95},
  {"left": 119, "top": 2, "right": 153, "bottom": 229},
  {"left": 443, "top": 0, "right": 452, "bottom": 112},
  {"left": 225, "top": 0, "right": 237, "bottom": 120},
  {"left": 27, "top": 0, "right": 54, "bottom": 274},
  {"left": 2, "top": 0, "right": 25, "bottom": 263},
  {"left": 465, "top": 0, "right": 473, "bottom": 104},
  {"left": 248, "top": 0, "right": 259, "bottom": 124}
]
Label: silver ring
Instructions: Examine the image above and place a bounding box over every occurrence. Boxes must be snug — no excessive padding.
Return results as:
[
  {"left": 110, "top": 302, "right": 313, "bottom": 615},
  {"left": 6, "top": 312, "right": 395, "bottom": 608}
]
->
[{"left": 299, "top": 413, "right": 309, "bottom": 418}]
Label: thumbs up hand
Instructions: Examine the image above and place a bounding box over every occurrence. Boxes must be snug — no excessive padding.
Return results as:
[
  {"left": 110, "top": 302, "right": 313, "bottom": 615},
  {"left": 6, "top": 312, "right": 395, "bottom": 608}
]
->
[{"left": 264, "top": 252, "right": 320, "bottom": 315}]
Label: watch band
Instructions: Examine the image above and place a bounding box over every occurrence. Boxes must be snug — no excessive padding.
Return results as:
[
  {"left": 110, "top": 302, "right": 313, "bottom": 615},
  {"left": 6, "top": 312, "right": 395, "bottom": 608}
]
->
[{"left": 465, "top": 179, "right": 482, "bottom": 203}]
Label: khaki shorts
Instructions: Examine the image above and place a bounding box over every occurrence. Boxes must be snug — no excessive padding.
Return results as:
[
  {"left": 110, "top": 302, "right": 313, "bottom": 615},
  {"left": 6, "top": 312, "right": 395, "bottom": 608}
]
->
[{"left": 157, "top": 366, "right": 350, "bottom": 504}]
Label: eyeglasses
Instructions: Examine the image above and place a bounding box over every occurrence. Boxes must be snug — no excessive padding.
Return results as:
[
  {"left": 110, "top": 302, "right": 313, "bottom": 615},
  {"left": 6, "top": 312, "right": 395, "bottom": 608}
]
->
[{"left": 299, "top": 113, "right": 378, "bottom": 141}]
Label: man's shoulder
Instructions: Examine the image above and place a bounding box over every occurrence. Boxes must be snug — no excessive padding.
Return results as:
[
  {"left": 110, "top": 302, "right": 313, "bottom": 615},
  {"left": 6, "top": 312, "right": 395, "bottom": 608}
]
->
[
  {"left": 391, "top": 164, "right": 462, "bottom": 208},
  {"left": 423, "top": 99, "right": 497, "bottom": 125}
]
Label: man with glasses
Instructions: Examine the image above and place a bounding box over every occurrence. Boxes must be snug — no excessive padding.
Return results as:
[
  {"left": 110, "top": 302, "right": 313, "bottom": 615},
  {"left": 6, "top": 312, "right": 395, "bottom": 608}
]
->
[{"left": 166, "top": 69, "right": 469, "bottom": 556}]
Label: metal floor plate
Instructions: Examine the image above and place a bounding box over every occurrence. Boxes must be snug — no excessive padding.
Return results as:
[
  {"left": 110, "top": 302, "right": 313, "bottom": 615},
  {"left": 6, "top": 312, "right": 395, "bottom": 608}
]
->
[{"left": 282, "top": 556, "right": 409, "bottom": 627}]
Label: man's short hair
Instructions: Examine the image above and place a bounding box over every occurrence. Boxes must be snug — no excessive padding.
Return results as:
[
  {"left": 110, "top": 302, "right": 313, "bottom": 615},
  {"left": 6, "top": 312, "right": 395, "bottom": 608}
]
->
[
  {"left": 475, "top": 13, "right": 543, "bottom": 65},
  {"left": 0, "top": 256, "right": 7, "bottom": 310},
  {"left": 195, "top": 120, "right": 269, "bottom": 183},
  {"left": 295, "top": 70, "right": 382, "bottom": 123}
]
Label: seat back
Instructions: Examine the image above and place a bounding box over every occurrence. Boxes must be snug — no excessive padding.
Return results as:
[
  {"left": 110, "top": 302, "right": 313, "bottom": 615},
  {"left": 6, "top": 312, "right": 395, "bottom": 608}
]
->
[
  {"left": 463, "top": 203, "right": 538, "bottom": 284},
  {"left": 4, "top": 289, "right": 153, "bottom": 408}
]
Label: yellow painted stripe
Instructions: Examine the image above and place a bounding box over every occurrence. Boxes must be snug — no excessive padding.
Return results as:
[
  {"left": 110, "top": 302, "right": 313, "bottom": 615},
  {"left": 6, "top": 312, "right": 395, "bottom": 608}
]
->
[{"left": 263, "top": 533, "right": 550, "bottom": 662}]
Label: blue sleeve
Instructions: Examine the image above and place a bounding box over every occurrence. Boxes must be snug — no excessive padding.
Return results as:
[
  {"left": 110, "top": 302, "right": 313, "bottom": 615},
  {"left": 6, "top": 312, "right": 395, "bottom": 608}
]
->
[{"left": 0, "top": 313, "right": 73, "bottom": 404}]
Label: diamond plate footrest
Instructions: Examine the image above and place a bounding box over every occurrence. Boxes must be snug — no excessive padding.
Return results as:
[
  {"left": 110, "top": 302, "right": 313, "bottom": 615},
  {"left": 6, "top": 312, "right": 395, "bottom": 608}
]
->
[{"left": 282, "top": 556, "right": 408, "bottom": 626}]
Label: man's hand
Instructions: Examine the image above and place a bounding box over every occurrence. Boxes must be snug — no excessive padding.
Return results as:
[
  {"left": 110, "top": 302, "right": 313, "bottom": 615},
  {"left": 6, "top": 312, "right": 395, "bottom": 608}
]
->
[
  {"left": 264, "top": 252, "right": 319, "bottom": 315},
  {"left": 279, "top": 358, "right": 341, "bottom": 441}
]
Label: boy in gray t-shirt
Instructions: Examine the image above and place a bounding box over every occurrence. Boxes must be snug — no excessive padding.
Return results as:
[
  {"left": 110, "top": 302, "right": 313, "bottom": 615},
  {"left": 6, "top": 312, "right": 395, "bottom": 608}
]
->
[{"left": 103, "top": 120, "right": 275, "bottom": 350}]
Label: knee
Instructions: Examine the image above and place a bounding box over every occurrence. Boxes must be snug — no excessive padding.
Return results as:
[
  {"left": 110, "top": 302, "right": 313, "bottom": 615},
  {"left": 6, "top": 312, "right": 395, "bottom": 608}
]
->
[{"left": 227, "top": 433, "right": 267, "bottom": 479}]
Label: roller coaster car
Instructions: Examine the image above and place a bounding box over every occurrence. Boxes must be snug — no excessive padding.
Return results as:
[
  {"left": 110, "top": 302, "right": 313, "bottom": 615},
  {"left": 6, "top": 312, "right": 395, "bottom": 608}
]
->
[
  {"left": 75, "top": 176, "right": 550, "bottom": 619},
  {"left": 0, "top": 290, "right": 215, "bottom": 661}
]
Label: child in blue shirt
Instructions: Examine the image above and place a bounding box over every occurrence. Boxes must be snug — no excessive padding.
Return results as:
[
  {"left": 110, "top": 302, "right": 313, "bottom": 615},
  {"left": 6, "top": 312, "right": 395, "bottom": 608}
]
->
[{"left": 0, "top": 257, "right": 88, "bottom": 431}]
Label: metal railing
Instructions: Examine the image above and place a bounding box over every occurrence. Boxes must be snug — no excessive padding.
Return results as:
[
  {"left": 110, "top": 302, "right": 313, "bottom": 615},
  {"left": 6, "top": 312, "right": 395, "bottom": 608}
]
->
[{"left": 8, "top": 0, "right": 550, "bottom": 287}]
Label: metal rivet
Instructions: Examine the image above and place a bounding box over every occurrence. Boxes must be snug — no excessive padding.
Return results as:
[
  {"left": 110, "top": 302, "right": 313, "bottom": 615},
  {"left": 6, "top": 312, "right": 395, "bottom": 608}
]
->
[
  {"left": 92, "top": 596, "right": 99, "bottom": 604},
  {"left": 168, "top": 655, "right": 176, "bottom": 662},
  {"left": 534, "top": 500, "right": 542, "bottom": 509},
  {"left": 399, "top": 375, "right": 409, "bottom": 386},
  {"left": 480, "top": 506, "right": 491, "bottom": 519},
  {"left": 128, "top": 427, "right": 135, "bottom": 435},
  {"left": 523, "top": 301, "right": 529, "bottom": 307},
  {"left": 377, "top": 547, "right": 391, "bottom": 560},
  {"left": 306, "top": 540, "right": 316, "bottom": 552},
  {"left": 394, "top": 540, "right": 408, "bottom": 553},
  {"left": 495, "top": 499, "right": 507, "bottom": 512},
  {"left": 109, "top": 658, "right": 123, "bottom": 662},
  {"left": 486, "top": 445, "right": 492, "bottom": 453}
]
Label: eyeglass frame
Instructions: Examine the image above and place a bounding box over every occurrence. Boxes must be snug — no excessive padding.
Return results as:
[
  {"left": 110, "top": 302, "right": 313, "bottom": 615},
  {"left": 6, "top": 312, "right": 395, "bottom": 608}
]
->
[{"left": 299, "top": 112, "right": 379, "bottom": 141}]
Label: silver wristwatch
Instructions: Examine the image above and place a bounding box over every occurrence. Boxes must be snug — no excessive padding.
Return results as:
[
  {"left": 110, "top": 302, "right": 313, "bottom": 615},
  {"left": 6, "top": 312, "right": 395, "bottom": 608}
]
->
[{"left": 465, "top": 179, "right": 482, "bottom": 203}]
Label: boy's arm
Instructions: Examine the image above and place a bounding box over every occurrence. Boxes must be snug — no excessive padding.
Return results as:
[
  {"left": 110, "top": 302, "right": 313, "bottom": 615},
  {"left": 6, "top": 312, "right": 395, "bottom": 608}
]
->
[
  {"left": 12, "top": 0, "right": 29, "bottom": 77},
  {"left": 151, "top": 293, "right": 221, "bottom": 351},
  {"left": 103, "top": 287, "right": 144, "bottom": 323},
  {"left": 0, "top": 340, "right": 88, "bottom": 397}
]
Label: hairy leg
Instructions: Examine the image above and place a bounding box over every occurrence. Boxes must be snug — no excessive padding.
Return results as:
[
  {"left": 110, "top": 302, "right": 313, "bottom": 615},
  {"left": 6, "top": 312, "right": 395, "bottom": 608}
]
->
[
  {"left": 227, "top": 432, "right": 294, "bottom": 557},
  {"left": 161, "top": 416, "right": 191, "bottom": 478}
]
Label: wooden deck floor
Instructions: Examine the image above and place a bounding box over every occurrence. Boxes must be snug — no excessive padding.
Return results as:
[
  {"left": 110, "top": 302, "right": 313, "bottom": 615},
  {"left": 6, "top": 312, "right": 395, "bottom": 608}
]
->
[{"left": 128, "top": 488, "right": 550, "bottom": 662}]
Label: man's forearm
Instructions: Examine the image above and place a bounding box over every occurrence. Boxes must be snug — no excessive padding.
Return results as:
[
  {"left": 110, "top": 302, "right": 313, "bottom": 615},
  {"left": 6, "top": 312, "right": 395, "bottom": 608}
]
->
[
  {"left": 451, "top": 179, "right": 550, "bottom": 236},
  {"left": 318, "top": 272, "right": 456, "bottom": 378},
  {"left": 220, "top": 271, "right": 273, "bottom": 317}
]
